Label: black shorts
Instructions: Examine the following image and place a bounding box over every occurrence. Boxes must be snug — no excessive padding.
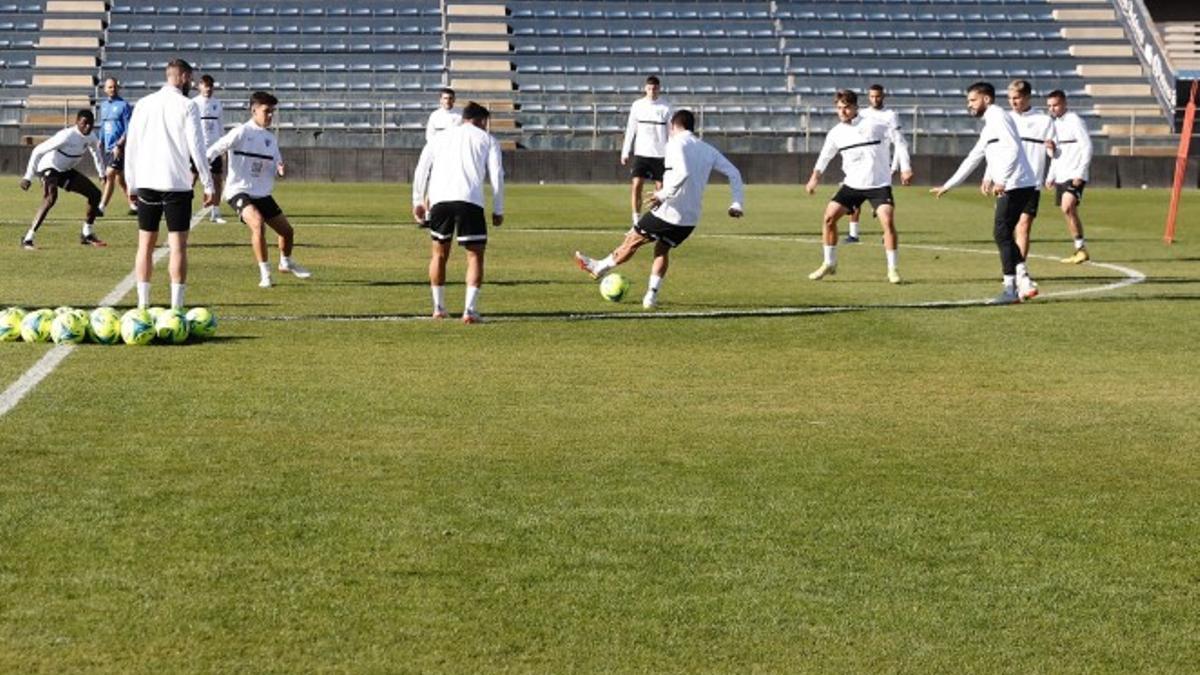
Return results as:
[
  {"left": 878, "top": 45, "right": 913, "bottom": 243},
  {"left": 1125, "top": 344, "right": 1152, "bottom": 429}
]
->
[
  {"left": 831, "top": 185, "right": 894, "bottom": 213},
  {"left": 1023, "top": 190, "right": 1041, "bottom": 218},
  {"left": 229, "top": 193, "right": 283, "bottom": 222},
  {"left": 1055, "top": 181, "right": 1086, "bottom": 206},
  {"left": 630, "top": 155, "right": 666, "bottom": 181},
  {"left": 209, "top": 156, "right": 224, "bottom": 176},
  {"left": 428, "top": 201, "right": 488, "bottom": 245},
  {"left": 634, "top": 211, "right": 694, "bottom": 248},
  {"left": 40, "top": 168, "right": 101, "bottom": 205},
  {"left": 996, "top": 187, "right": 1037, "bottom": 231},
  {"left": 137, "top": 189, "right": 193, "bottom": 233}
]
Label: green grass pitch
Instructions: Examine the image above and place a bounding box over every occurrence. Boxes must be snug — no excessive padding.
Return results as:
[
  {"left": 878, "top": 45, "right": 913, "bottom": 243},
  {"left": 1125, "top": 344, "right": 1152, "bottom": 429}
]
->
[{"left": 1, "top": 179, "right": 1198, "bottom": 672}]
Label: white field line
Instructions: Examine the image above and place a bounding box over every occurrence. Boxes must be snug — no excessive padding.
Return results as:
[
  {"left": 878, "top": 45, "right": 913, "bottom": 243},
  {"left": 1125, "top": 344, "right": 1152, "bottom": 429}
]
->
[{"left": 0, "top": 213, "right": 205, "bottom": 420}]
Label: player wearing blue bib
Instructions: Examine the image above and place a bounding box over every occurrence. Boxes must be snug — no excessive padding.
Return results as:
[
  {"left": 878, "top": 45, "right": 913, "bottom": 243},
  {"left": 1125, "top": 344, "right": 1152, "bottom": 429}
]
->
[{"left": 97, "top": 77, "right": 136, "bottom": 215}]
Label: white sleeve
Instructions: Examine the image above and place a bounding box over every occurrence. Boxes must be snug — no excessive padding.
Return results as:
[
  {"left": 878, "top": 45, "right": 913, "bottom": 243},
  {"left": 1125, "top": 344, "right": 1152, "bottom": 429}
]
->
[
  {"left": 124, "top": 104, "right": 142, "bottom": 192},
  {"left": 940, "top": 135, "right": 988, "bottom": 191},
  {"left": 812, "top": 131, "right": 839, "bottom": 175},
  {"left": 89, "top": 135, "right": 105, "bottom": 176},
  {"left": 890, "top": 116, "right": 911, "bottom": 174},
  {"left": 185, "top": 101, "right": 213, "bottom": 193},
  {"left": 205, "top": 125, "right": 240, "bottom": 162},
  {"left": 425, "top": 111, "right": 437, "bottom": 144},
  {"left": 1076, "top": 117, "right": 1093, "bottom": 179},
  {"left": 487, "top": 136, "right": 504, "bottom": 215},
  {"left": 24, "top": 130, "right": 65, "bottom": 180},
  {"left": 655, "top": 141, "right": 688, "bottom": 201},
  {"left": 412, "top": 141, "right": 435, "bottom": 206},
  {"left": 713, "top": 149, "right": 744, "bottom": 211},
  {"left": 620, "top": 103, "right": 637, "bottom": 161}
]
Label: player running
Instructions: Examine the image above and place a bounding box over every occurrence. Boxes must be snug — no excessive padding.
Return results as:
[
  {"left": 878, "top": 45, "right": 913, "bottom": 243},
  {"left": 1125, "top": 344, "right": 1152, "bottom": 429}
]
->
[
  {"left": 805, "top": 89, "right": 903, "bottom": 284},
  {"left": 575, "top": 109, "right": 744, "bottom": 309},
  {"left": 18, "top": 110, "right": 107, "bottom": 250},
  {"left": 206, "top": 91, "right": 312, "bottom": 288},
  {"left": 1045, "top": 90, "right": 1093, "bottom": 264},
  {"left": 620, "top": 75, "right": 671, "bottom": 227},
  {"left": 844, "top": 84, "right": 913, "bottom": 244}
]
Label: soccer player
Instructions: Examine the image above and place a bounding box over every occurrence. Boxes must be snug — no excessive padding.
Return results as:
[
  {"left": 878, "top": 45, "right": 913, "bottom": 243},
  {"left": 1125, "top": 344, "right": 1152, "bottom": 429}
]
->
[
  {"left": 805, "top": 89, "right": 902, "bottom": 284},
  {"left": 206, "top": 91, "right": 312, "bottom": 288},
  {"left": 575, "top": 109, "right": 744, "bottom": 309},
  {"left": 620, "top": 75, "right": 671, "bottom": 226},
  {"left": 844, "top": 84, "right": 914, "bottom": 243},
  {"left": 1004, "top": 79, "right": 1055, "bottom": 297},
  {"left": 18, "top": 110, "right": 106, "bottom": 249},
  {"left": 425, "top": 88, "right": 462, "bottom": 143},
  {"left": 412, "top": 102, "right": 504, "bottom": 324},
  {"left": 932, "top": 82, "right": 1039, "bottom": 305},
  {"left": 125, "top": 58, "right": 216, "bottom": 310},
  {"left": 97, "top": 77, "right": 136, "bottom": 215},
  {"left": 1045, "top": 90, "right": 1093, "bottom": 264},
  {"left": 193, "top": 74, "right": 227, "bottom": 223}
]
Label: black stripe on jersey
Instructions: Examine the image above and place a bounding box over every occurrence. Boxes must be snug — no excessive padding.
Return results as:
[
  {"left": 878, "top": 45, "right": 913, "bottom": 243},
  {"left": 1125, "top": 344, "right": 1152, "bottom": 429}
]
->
[
  {"left": 837, "top": 140, "right": 882, "bottom": 152},
  {"left": 986, "top": 138, "right": 1000, "bottom": 145},
  {"left": 1057, "top": 139, "right": 1079, "bottom": 144},
  {"left": 55, "top": 149, "right": 83, "bottom": 158},
  {"left": 638, "top": 120, "right": 667, "bottom": 125},
  {"left": 1020, "top": 137, "right": 1047, "bottom": 143},
  {"left": 233, "top": 150, "right": 275, "bottom": 161},
  {"left": 200, "top": 116, "right": 220, "bottom": 120}
]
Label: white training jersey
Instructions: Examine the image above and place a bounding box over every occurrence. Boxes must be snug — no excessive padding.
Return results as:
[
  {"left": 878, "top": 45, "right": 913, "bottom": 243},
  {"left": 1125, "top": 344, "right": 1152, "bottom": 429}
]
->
[
  {"left": 1010, "top": 108, "right": 1055, "bottom": 190},
  {"left": 23, "top": 125, "right": 104, "bottom": 180},
  {"left": 1048, "top": 111, "right": 1092, "bottom": 183},
  {"left": 125, "top": 85, "right": 212, "bottom": 194},
  {"left": 651, "top": 130, "right": 744, "bottom": 227},
  {"left": 859, "top": 106, "right": 912, "bottom": 174},
  {"left": 206, "top": 120, "right": 282, "bottom": 200},
  {"left": 813, "top": 116, "right": 895, "bottom": 190},
  {"left": 412, "top": 122, "right": 504, "bottom": 215},
  {"left": 425, "top": 106, "right": 462, "bottom": 143},
  {"left": 621, "top": 96, "right": 671, "bottom": 160},
  {"left": 941, "top": 104, "right": 1036, "bottom": 192},
  {"left": 192, "top": 94, "right": 224, "bottom": 149}
]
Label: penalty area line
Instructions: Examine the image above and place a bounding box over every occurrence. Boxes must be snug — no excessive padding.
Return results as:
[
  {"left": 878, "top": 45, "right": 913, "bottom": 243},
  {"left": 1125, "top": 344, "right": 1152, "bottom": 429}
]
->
[{"left": 0, "top": 212, "right": 205, "bottom": 420}]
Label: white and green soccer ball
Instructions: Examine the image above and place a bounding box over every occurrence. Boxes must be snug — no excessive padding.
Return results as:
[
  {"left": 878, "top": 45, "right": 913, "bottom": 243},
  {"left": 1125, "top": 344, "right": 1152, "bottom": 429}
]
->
[
  {"left": 89, "top": 307, "right": 122, "bottom": 345},
  {"left": 185, "top": 307, "right": 217, "bottom": 339},
  {"left": 147, "top": 306, "right": 167, "bottom": 323},
  {"left": 120, "top": 308, "right": 155, "bottom": 346},
  {"left": 53, "top": 305, "right": 75, "bottom": 316},
  {"left": 154, "top": 308, "right": 189, "bottom": 344},
  {"left": 50, "top": 311, "right": 88, "bottom": 344},
  {"left": 20, "top": 308, "right": 54, "bottom": 343},
  {"left": 0, "top": 307, "right": 26, "bottom": 342},
  {"left": 599, "top": 273, "right": 630, "bottom": 302}
]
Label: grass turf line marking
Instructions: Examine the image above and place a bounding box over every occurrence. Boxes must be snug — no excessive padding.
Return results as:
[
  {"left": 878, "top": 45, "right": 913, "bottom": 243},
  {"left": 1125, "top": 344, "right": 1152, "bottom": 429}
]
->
[{"left": 0, "top": 212, "right": 205, "bottom": 420}]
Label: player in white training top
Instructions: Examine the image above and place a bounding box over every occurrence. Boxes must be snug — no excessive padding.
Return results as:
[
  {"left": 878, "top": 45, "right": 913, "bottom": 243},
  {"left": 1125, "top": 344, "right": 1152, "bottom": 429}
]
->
[
  {"left": 805, "top": 89, "right": 903, "bottom": 284},
  {"left": 206, "top": 91, "right": 312, "bottom": 288},
  {"left": 576, "top": 109, "right": 744, "bottom": 309},
  {"left": 621, "top": 75, "right": 671, "bottom": 227},
  {"left": 1003, "top": 79, "right": 1055, "bottom": 298},
  {"left": 192, "top": 74, "right": 227, "bottom": 223},
  {"left": 412, "top": 102, "right": 504, "bottom": 324},
  {"left": 844, "top": 84, "right": 914, "bottom": 244},
  {"left": 1045, "top": 89, "right": 1093, "bottom": 264},
  {"left": 18, "top": 109, "right": 107, "bottom": 249},
  {"left": 425, "top": 88, "right": 462, "bottom": 143},
  {"left": 932, "top": 82, "right": 1039, "bottom": 305}
]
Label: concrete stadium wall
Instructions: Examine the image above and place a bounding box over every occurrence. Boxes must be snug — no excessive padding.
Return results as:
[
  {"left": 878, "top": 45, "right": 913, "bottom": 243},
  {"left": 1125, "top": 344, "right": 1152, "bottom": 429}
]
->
[{"left": 2, "top": 146, "right": 1197, "bottom": 189}]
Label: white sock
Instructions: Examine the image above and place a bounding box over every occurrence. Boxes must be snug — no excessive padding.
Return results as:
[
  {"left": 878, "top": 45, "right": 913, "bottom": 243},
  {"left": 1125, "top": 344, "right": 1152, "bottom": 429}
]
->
[
  {"left": 211, "top": 205, "right": 220, "bottom": 218},
  {"left": 82, "top": 222, "right": 94, "bottom": 237},
  {"left": 848, "top": 221, "right": 860, "bottom": 238},
  {"left": 464, "top": 285, "right": 480, "bottom": 314},
  {"left": 1015, "top": 262, "right": 1028, "bottom": 280},
  {"left": 1002, "top": 275, "right": 1016, "bottom": 290},
  {"left": 24, "top": 227, "right": 36, "bottom": 242},
  {"left": 648, "top": 274, "right": 663, "bottom": 293},
  {"left": 170, "top": 282, "right": 185, "bottom": 310},
  {"left": 280, "top": 255, "right": 292, "bottom": 269},
  {"left": 258, "top": 261, "right": 271, "bottom": 279},
  {"left": 823, "top": 245, "right": 837, "bottom": 266},
  {"left": 431, "top": 285, "right": 445, "bottom": 313},
  {"left": 594, "top": 254, "right": 616, "bottom": 276},
  {"left": 137, "top": 282, "right": 151, "bottom": 309},
  {"left": 632, "top": 212, "right": 640, "bottom": 225},
  {"left": 1074, "top": 238, "right": 1086, "bottom": 250},
  {"left": 886, "top": 249, "right": 898, "bottom": 271}
]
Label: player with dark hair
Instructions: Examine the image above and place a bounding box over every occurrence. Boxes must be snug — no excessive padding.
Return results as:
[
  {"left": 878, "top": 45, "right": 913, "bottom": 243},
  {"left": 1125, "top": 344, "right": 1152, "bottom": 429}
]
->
[
  {"left": 576, "top": 109, "right": 744, "bottom": 309},
  {"left": 844, "top": 83, "right": 913, "bottom": 244},
  {"left": 206, "top": 91, "right": 311, "bottom": 288},
  {"left": 412, "top": 102, "right": 504, "bottom": 324},
  {"left": 425, "top": 87, "right": 462, "bottom": 143},
  {"left": 805, "top": 89, "right": 903, "bottom": 283},
  {"left": 932, "top": 82, "right": 1039, "bottom": 304},
  {"left": 18, "top": 109, "right": 107, "bottom": 249},
  {"left": 1003, "top": 79, "right": 1055, "bottom": 299},
  {"left": 193, "top": 74, "right": 227, "bottom": 223},
  {"left": 620, "top": 75, "right": 671, "bottom": 226},
  {"left": 97, "top": 77, "right": 136, "bottom": 215},
  {"left": 125, "top": 58, "right": 216, "bottom": 310},
  {"left": 1045, "top": 90, "right": 1093, "bottom": 264}
]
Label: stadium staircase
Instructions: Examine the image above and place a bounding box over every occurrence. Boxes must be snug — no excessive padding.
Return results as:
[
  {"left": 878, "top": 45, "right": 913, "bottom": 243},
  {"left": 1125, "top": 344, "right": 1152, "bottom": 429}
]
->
[
  {"left": 21, "top": 0, "right": 102, "bottom": 145},
  {"left": 442, "top": 1, "right": 521, "bottom": 149}
]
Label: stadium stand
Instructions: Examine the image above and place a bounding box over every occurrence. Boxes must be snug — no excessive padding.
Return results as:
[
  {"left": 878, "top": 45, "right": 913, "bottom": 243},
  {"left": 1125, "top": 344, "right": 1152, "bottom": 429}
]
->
[{"left": 0, "top": 0, "right": 1192, "bottom": 153}]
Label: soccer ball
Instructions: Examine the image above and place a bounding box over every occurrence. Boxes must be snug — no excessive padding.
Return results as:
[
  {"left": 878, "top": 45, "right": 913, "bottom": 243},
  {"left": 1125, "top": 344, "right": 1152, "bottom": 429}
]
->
[
  {"left": 50, "top": 311, "right": 87, "bottom": 344},
  {"left": 20, "top": 308, "right": 54, "bottom": 343},
  {"left": 185, "top": 307, "right": 217, "bottom": 338},
  {"left": 53, "top": 305, "right": 75, "bottom": 315},
  {"left": 147, "top": 306, "right": 167, "bottom": 323},
  {"left": 120, "top": 308, "right": 155, "bottom": 346},
  {"left": 89, "top": 307, "right": 122, "bottom": 345},
  {"left": 0, "top": 307, "right": 26, "bottom": 342},
  {"left": 599, "top": 273, "right": 630, "bottom": 302},
  {"left": 154, "top": 308, "right": 189, "bottom": 344}
]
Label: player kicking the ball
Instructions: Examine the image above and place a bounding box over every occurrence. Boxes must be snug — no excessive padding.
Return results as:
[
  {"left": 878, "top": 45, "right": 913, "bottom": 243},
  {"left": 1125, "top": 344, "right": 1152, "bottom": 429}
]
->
[
  {"left": 18, "top": 110, "right": 107, "bottom": 250},
  {"left": 575, "top": 109, "right": 744, "bottom": 309},
  {"left": 205, "top": 90, "right": 311, "bottom": 287},
  {"left": 805, "top": 89, "right": 903, "bottom": 284}
]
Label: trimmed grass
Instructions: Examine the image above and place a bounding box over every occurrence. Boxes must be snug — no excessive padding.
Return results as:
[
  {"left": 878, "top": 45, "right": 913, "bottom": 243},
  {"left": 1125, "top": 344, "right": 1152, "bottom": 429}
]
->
[{"left": 1, "top": 181, "right": 1198, "bottom": 672}]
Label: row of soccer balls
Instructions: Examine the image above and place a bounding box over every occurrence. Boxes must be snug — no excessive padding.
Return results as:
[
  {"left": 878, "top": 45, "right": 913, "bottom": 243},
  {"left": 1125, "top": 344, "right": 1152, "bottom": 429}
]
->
[{"left": 0, "top": 306, "right": 218, "bottom": 345}]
